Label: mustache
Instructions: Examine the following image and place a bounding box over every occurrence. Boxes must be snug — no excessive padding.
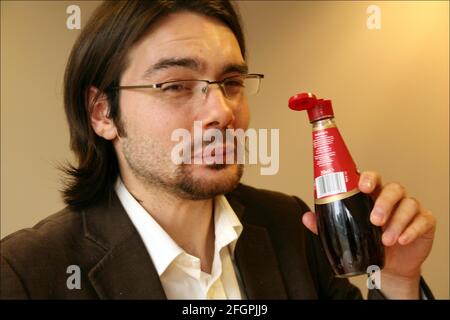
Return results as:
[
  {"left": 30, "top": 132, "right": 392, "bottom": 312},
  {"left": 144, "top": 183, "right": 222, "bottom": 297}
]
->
[{"left": 190, "top": 129, "right": 245, "bottom": 153}]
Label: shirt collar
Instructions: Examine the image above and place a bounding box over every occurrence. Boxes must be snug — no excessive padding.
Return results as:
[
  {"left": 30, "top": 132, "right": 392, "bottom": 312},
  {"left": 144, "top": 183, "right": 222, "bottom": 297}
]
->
[
  {"left": 214, "top": 193, "right": 243, "bottom": 256},
  {"left": 115, "top": 178, "right": 243, "bottom": 276},
  {"left": 115, "top": 179, "right": 183, "bottom": 276}
]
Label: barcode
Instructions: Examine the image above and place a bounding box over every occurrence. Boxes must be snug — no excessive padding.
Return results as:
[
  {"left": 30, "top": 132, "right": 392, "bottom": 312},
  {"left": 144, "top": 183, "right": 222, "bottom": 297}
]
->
[{"left": 315, "top": 172, "right": 347, "bottom": 198}]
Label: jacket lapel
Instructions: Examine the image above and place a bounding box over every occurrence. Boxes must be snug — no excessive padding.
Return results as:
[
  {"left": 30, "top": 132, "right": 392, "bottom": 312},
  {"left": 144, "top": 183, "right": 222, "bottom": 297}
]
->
[
  {"left": 88, "top": 231, "right": 166, "bottom": 299},
  {"left": 227, "top": 191, "right": 288, "bottom": 299},
  {"left": 83, "top": 194, "right": 166, "bottom": 299}
]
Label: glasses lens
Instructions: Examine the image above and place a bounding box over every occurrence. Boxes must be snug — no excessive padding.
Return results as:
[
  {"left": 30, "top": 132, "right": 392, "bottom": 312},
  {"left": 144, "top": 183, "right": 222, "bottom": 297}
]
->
[
  {"left": 159, "top": 80, "right": 204, "bottom": 105},
  {"left": 159, "top": 80, "right": 197, "bottom": 96},
  {"left": 243, "top": 76, "right": 261, "bottom": 96},
  {"left": 223, "top": 76, "right": 245, "bottom": 98},
  {"left": 222, "top": 76, "right": 261, "bottom": 98}
]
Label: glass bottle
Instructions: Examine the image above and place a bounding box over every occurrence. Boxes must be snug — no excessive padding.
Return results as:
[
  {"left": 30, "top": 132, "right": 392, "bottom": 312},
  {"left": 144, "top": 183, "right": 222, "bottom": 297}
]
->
[{"left": 289, "top": 92, "right": 384, "bottom": 277}]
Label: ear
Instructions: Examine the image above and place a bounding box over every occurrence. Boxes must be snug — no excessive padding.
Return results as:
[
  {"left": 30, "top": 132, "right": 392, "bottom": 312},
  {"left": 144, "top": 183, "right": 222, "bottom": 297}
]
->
[{"left": 88, "top": 87, "right": 118, "bottom": 140}]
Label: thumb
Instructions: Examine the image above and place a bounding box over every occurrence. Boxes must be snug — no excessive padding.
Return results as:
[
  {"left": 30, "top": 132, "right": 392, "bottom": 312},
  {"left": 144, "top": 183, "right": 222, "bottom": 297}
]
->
[{"left": 302, "top": 211, "right": 318, "bottom": 235}]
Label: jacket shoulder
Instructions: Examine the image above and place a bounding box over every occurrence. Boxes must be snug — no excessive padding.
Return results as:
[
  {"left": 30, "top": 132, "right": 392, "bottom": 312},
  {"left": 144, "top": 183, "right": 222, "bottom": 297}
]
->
[
  {"left": 1, "top": 207, "right": 84, "bottom": 256},
  {"left": 1, "top": 207, "right": 103, "bottom": 299}
]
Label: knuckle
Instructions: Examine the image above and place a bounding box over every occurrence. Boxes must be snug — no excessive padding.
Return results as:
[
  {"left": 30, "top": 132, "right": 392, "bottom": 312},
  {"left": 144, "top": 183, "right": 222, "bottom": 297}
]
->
[
  {"left": 407, "top": 223, "right": 420, "bottom": 236},
  {"left": 417, "top": 212, "right": 434, "bottom": 231},
  {"left": 424, "top": 210, "right": 437, "bottom": 228},
  {"left": 409, "top": 223, "right": 421, "bottom": 235},
  {"left": 387, "top": 182, "right": 406, "bottom": 196},
  {"left": 405, "top": 197, "right": 420, "bottom": 212},
  {"left": 430, "top": 212, "right": 437, "bottom": 225},
  {"left": 422, "top": 217, "right": 433, "bottom": 231}
]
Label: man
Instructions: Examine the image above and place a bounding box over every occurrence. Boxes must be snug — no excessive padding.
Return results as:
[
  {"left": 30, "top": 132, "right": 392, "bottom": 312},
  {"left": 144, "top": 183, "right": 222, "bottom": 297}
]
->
[{"left": 0, "top": 1, "right": 436, "bottom": 299}]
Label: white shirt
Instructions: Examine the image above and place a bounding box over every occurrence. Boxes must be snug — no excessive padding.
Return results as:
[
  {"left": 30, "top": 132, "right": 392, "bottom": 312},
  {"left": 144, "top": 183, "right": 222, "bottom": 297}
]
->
[{"left": 115, "top": 179, "right": 245, "bottom": 299}]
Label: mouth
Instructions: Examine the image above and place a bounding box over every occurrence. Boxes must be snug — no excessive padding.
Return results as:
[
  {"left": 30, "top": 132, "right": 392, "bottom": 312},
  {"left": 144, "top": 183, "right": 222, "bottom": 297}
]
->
[{"left": 192, "top": 143, "right": 236, "bottom": 164}]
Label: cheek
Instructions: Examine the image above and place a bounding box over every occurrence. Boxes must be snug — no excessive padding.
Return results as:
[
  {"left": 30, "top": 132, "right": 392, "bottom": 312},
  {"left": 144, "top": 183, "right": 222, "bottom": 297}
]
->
[
  {"left": 119, "top": 92, "right": 191, "bottom": 140},
  {"left": 234, "top": 100, "right": 250, "bottom": 130}
]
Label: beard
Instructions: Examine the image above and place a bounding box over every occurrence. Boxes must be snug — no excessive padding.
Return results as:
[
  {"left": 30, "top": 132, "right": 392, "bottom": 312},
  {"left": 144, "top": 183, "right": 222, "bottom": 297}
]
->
[
  {"left": 174, "top": 163, "right": 244, "bottom": 200},
  {"left": 121, "top": 134, "right": 243, "bottom": 200}
]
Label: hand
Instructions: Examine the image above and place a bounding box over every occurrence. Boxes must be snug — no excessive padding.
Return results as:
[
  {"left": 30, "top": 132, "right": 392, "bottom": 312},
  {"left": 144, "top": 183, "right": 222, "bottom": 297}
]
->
[{"left": 302, "top": 171, "right": 436, "bottom": 299}]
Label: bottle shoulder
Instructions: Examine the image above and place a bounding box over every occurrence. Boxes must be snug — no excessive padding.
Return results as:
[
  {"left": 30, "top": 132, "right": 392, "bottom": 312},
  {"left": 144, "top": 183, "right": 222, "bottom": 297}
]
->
[{"left": 312, "top": 118, "right": 336, "bottom": 130}]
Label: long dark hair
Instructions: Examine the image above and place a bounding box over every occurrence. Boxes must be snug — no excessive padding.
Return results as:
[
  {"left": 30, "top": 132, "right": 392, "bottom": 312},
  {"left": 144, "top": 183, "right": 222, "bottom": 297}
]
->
[{"left": 62, "top": 0, "right": 246, "bottom": 210}]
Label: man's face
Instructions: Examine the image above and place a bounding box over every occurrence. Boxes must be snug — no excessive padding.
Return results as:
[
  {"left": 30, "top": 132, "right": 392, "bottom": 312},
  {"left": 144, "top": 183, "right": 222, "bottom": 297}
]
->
[{"left": 114, "top": 12, "right": 250, "bottom": 199}]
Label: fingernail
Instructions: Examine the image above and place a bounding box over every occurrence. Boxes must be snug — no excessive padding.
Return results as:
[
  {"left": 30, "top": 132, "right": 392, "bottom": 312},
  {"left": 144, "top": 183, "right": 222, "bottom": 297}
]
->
[
  {"left": 360, "top": 178, "right": 372, "bottom": 189},
  {"left": 371, "top": 207, "right": 384, "bottom": 224},
  {"left": 399, "top": 234, "right": 409, "bottom": 244},
  {"left": 383, "top": 230, "right": 396, "bottom": 245},
  {"left": 363, "top": 178, "right": 372, "bottom": 188}
]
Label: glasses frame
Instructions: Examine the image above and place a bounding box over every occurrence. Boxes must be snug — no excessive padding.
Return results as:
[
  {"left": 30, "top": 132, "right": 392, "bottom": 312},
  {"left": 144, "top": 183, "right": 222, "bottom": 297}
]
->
[{"left": 111, "top": 73, "right": 265, "bottom": 99}]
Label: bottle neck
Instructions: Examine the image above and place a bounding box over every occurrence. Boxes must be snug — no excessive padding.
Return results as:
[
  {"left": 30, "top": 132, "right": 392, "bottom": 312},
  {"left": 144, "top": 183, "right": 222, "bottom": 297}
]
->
[{"left": 312, "top": 117, "right": 336, "bottom": 130}]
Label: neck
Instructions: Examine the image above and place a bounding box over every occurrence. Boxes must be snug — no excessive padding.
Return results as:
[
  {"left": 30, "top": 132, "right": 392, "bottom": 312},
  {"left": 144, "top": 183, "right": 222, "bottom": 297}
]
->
[{"left": 120, "top": 173, "right": 215, "bottom": 274}]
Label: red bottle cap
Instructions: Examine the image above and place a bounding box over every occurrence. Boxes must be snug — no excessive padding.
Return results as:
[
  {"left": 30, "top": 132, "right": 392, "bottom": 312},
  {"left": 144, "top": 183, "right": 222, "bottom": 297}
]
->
[{"left": 288, "top": 92, "right": 334, "bottom": 122}]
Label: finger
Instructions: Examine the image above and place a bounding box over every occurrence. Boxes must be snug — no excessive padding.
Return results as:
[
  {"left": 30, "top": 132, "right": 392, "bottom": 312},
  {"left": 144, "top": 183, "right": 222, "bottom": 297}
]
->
[
  {"left": 381, "top": 197, "right": 421, "bottom": 246},
  {"left": 398, "top": 210, "right": 436, "bottom": 245},
  {"left": 302, "top": 211, "right": 318, "bottom": 235},
  {"left": 359, "top": 171, "right": 382, "bottom": 197},
  {"left": 370, "top": 182, "right": 406, "bottom": 226}
]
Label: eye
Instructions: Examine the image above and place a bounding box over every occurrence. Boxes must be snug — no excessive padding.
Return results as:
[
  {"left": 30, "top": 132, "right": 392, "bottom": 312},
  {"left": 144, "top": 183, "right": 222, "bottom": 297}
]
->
[
  {"left": 160, "top": 81, "right": 192, "bottom": 92},
  {"left": 224, "top": 77, "right": 245, "bottom": 87},
  {"left": 223, "top": 77, "right": 245, "bottom": 97}
]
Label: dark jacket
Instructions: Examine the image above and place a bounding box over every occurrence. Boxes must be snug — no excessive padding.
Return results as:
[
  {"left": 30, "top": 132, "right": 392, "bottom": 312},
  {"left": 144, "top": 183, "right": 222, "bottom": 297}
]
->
[{"left": 0, "top": 184, "right": 425, "bottom": 299}]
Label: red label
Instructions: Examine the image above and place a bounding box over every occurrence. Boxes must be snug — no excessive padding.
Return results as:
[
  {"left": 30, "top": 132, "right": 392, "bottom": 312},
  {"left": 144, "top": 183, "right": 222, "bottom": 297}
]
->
[{"left": 312, "top": 126, "right": 360, "bottom": 200}]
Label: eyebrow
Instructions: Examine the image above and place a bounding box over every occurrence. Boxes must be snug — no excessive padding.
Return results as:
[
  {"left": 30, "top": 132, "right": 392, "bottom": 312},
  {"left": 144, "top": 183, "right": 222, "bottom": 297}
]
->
[
  {"left": 142, "top": 57, "right": 248, "bottom": 80},
  {"left": 222, "top": 63, "right": 248, "bottom": 75},
  {"left": 143, "top": 58, "right": 201, "bottom": 79}
]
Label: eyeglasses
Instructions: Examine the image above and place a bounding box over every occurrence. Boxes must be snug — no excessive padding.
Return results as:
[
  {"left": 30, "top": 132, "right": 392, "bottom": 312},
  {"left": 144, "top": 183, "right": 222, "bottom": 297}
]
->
[{"left": 112, "top": 73, "right": 264, "bottom": 105}]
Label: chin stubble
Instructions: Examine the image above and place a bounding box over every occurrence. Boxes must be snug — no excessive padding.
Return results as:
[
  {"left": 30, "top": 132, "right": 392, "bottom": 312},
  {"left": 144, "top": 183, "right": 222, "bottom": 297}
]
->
[{"left": 174, "top": 163, "right": 244, "bottom": 200}]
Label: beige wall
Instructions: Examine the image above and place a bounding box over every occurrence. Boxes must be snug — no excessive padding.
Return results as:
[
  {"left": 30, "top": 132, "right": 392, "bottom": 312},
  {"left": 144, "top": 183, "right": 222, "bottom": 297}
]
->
[{"left": 1, "top": 1, "right": 448, "bottom": 299}]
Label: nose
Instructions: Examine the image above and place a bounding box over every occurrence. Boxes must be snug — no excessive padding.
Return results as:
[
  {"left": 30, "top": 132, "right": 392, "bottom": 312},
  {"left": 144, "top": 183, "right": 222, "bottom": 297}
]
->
[{"left": 199, "top": 84, "right": 235, "bottom": 130}]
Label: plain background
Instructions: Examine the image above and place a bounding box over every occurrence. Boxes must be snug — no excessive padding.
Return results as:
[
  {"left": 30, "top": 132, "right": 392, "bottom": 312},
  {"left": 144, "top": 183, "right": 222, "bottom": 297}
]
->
[{"left": 1, "top": 1, "right": 448, "bottom": 299}]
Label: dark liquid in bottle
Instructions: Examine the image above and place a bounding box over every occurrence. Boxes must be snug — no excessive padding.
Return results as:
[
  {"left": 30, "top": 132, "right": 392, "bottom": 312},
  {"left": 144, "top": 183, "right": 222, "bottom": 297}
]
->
[{"left": 315, "top": 192, "right": 385, "bottom": 277}]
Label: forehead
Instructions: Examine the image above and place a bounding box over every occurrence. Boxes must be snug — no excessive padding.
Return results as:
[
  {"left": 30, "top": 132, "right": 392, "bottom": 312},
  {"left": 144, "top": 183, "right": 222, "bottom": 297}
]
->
[{"left": 124, "top": 11, "right": 244, "bottom": 78}]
